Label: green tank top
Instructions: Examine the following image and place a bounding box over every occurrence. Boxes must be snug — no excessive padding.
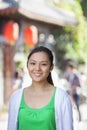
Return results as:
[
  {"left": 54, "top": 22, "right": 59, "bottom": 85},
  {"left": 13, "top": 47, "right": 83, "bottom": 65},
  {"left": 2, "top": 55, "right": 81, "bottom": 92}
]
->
[{"left": 18, "top": 87, "right": 56, "bottom": 130}]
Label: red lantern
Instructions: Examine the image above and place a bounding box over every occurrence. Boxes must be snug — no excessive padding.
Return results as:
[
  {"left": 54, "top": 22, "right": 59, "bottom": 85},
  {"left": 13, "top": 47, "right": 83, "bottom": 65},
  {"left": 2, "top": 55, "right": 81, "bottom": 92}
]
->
[
  {"left": 3, "top": 21, "right": 19, "bottom": 44},
  {"left": 24, "top": 26, "right": 38, "bottom": 47},
  {"left": 30, "top": 25, "right": 38, "bottom": 45},
  {"left": 24, "top": 27, "right": 33, "bottom": 47}
]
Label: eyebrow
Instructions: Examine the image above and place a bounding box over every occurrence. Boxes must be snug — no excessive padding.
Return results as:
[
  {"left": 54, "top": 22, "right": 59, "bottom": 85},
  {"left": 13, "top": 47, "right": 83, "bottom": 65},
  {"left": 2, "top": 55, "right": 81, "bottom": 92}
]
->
[{"left": 29, "top": 59, "right": 49, "bottom": 63}]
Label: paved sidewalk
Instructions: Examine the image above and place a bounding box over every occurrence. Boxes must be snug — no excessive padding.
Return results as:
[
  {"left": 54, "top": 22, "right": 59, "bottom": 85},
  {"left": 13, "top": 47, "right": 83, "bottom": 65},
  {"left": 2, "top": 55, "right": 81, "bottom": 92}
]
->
[
  {"left": 0, "top": 112, "right": 8, "bottom": 130},
  {"left": 79, "top": 103, "right": 87, "bottom": 130}
]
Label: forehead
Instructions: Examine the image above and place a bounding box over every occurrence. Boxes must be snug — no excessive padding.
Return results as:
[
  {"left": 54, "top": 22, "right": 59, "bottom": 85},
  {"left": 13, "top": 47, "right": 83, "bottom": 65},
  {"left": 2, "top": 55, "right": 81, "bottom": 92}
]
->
[{"left": 29, "top": 52, "right": 49, "bottom": 61}]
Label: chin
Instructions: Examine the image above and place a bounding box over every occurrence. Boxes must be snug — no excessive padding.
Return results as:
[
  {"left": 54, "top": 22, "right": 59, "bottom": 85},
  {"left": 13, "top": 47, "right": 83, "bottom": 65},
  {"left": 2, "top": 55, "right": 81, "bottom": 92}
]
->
[{"left": 33, "top": 78, "right": 45, "bottom": 83}]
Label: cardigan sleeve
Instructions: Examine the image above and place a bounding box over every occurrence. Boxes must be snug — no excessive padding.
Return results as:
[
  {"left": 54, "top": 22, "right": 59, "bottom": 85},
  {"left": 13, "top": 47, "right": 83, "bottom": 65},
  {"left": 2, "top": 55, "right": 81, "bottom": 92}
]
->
[
  {"left": 7, "top": 89, "right": 23, "bottom": 130},
  {"left": 62, "top": 95, "right": 73, "bottom": 130},
  {"left": 7, "top": 93, "right": 18, "bottom": 130},
  {"left": 55, "top": 87, "right": 73, "bottom": 130}
]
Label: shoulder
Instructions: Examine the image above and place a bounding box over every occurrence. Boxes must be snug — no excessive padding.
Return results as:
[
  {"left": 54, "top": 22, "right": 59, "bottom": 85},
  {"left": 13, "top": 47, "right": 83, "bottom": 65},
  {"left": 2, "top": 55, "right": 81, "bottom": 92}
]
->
[
  {"left": 55, "top": 87, "right": 70, "bottom": 104},
  {"left": 55, "top": 87, "right": 68, "bottom": 97},
  {"left": 11, "top": 88, "right": 23, "bottom": 97},
  {"left": 55, "top": 87, "right": 72, "bottom": 115},
  {"left": 9, "top": 88, "right": 23, "bottom": 105}
]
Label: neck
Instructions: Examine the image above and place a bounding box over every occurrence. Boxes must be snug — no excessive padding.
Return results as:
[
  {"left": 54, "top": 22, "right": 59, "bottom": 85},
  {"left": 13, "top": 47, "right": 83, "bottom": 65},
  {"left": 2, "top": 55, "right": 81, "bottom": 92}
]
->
[{"left": 30, "top": 81, "right": 51, "bottom": 92}]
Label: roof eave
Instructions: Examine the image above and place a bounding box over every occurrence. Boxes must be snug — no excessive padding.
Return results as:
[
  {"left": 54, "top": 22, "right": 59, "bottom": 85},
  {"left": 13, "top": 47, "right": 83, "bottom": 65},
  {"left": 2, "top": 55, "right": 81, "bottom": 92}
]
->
[
  {"left": 18, "top": 7, "right": 77, "bottom": 27},
  {"left": 0, "top": 1, "right": 18, "bottom": 15}
]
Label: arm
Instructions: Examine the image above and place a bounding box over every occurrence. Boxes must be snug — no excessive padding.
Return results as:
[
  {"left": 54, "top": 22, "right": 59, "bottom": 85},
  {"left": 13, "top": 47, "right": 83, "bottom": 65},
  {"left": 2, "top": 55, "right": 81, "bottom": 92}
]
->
[
  {"left": 7, "top": 88, "right": 23, "bottom": 130},
  {"left": 7, "top": 94, "right": 18, "bottom": 130},
  {"left": 7, "top": 89, "right": 23, "bottom": 130},
  {"left": 62, "top": 96, "right": 73, "bottom": 130}
]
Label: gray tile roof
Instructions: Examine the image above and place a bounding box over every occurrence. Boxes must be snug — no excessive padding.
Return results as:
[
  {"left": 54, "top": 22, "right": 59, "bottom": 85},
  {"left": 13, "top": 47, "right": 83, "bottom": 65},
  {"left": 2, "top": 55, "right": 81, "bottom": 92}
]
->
[
  {"left": 0, "top": 0, "right": 18, "bottom": 9},
  {"left": 0, "top": 0, "right": 78, "bottom": 26},
  {"left": 0, "top": 1, "right": 10, "bottom": 10}
]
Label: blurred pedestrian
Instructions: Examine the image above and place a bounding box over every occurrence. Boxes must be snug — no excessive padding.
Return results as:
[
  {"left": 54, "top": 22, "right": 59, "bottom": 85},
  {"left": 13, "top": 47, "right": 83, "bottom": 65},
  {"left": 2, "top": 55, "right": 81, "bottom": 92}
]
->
[
  {"left": 7, "top": 46, "right": 73, "bottom": 130},
  {"left": 68, "top": 92, "right": 79, "bottom": 130},
  {"left": 64, "top": 61, "right": 82, "bottom": 121}
]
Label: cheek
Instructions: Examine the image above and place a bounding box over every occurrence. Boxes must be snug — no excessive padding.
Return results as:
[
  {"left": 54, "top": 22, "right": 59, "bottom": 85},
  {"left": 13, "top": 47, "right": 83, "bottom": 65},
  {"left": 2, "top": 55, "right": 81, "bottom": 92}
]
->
[
  {"left": 27, "top": 65, "right": 33, "bottom": 73},
  {"left": 43, "top": 67, "right": 51, "bottom": 74}
]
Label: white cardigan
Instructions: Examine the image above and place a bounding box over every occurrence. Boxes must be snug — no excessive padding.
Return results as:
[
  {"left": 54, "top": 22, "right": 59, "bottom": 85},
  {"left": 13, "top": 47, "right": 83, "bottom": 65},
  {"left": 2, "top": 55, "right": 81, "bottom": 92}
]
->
[{"left": 7, "top": 87, "right": 73, "bottom": 130}]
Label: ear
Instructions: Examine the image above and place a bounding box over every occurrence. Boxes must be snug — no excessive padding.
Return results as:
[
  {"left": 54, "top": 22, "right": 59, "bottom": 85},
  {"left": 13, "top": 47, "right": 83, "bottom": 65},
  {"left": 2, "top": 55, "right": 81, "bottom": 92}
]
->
[{"left": 50, "top": 64, "right": 54, "bottom": 71}]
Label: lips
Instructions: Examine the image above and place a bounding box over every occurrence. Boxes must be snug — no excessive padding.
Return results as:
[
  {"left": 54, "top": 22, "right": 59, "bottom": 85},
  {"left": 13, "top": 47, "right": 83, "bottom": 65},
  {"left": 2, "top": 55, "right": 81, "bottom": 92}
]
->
[{"left": 33, "top": 72, "right": 42, "bottom": 77}]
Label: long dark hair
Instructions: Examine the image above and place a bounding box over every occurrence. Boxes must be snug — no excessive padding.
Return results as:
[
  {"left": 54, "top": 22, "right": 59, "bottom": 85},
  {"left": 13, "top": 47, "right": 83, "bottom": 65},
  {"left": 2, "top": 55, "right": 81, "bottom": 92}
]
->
[{"left": 27, "top": 46, "right": 54, "bottom": 85}]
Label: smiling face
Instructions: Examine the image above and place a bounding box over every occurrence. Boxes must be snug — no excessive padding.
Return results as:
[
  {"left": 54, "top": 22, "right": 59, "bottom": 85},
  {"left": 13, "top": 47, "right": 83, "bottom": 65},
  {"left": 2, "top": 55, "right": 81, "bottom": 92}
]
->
[{"left": 27, "top": 52, "right": 53, "bottom": 83}]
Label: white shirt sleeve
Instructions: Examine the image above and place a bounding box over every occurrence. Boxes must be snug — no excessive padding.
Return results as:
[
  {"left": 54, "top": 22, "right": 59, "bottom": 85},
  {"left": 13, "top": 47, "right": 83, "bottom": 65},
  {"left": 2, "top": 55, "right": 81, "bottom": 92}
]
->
[
  {"left": 7, "top": 89, "right": 23, "bottom": 130},
  {"left": 55, "top": 87, "right": 73, "bottom": 130},
  {"left": 62, "top": 96, "right": 73, "bottom": 130}
]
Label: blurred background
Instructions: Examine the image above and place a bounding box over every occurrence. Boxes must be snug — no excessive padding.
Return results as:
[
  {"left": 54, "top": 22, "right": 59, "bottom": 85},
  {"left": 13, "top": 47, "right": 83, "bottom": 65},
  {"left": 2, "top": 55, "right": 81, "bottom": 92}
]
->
[{"left": 0, "top": 0, "right": 87, "bottom": 130}]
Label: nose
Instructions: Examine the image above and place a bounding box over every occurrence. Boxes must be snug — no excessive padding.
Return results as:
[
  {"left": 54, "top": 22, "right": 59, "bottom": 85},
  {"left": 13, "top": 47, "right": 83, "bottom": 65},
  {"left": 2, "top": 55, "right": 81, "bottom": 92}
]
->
[{"left": 35, "top": 63, "right": 40, "bottom": 70}]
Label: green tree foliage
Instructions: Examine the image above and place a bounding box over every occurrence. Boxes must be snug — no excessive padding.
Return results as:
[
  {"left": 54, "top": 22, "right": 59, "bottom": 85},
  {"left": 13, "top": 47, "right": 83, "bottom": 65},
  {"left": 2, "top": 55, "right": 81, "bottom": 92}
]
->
[
  {"left": 81, "top": 0, "right": 87, "bottom": 17},
  {"left": 48, "top": 0, "right": 87, "bottom": 66}
]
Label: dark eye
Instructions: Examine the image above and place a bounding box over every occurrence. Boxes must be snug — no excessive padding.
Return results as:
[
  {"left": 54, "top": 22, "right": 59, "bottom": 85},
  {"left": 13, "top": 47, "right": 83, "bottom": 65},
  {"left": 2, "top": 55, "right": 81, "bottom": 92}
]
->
[
  {"left": 42, "top": 64, "right": 47, "bottom": 66},
  {"left": 30, "top": 62, "right": 35, "bottom": 65}
]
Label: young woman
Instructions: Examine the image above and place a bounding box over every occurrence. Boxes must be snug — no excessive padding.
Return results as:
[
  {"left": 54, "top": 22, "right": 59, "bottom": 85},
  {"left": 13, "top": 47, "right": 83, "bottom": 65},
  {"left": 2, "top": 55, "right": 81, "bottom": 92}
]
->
[{"left": 7, "top": 46, "right": 73, "bottom": 130}]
